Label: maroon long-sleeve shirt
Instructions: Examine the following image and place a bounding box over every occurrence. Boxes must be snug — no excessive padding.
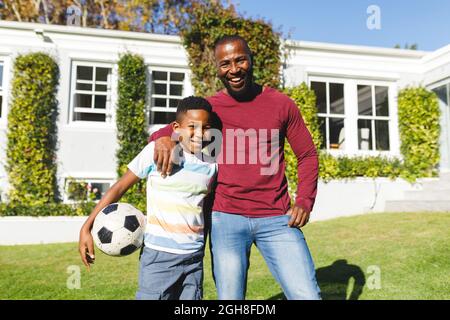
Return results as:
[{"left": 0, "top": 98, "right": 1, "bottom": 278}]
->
[{"left": 150, "top": 87, "right": 318, "bottom": 217}]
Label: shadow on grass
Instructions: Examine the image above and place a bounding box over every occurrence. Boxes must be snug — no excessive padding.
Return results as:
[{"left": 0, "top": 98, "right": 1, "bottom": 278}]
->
[{"left": 267, "top": 259, "right": 365, "bottom": 300}]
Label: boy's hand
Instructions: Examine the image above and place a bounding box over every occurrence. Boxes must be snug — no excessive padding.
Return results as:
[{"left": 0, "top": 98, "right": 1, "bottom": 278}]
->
[
  {"left": 154, "top": 136, "right": 177, "bottom": 178},
  {"left": 79, "top": 227, "right": 95, "bottom": 270}
]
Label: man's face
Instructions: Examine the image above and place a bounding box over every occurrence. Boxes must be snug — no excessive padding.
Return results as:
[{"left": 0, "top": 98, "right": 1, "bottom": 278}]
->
[{"left": 215, "top": 40, "right": 253, "bottom": 99}]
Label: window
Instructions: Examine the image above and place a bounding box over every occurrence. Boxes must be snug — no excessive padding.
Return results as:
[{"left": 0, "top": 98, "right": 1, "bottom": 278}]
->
[
  {"left": 357, "top": 85, "right": 390, "bottom": 151},
  {"left": 311, "top": 81, "right": 345, "bottom": 150},
  {"left": 150, "top": 70, "right": 185, "bottom": 125},
  {"left": 65, "top": 178, "right": 112, "bottom": 202},
  {"left": 0, "top": 62, "right": 3, "bottom": 118},
  {"left": 433, "top": 84, "right": 449, "bottom": 107},
  {"left": 71, "top": 63, "right": 112, "bottom": 122}
]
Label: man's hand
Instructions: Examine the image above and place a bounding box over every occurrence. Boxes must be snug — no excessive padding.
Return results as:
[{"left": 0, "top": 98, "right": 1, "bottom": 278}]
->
[
  {"left": 286, "top": 206, "right": 310, "bottom": 228},
  {"left": 153, "top": 136, "right": 177, "bottom": 178},
  {"left": 79, "top": 227, "right": 95, "bottom": 270}
]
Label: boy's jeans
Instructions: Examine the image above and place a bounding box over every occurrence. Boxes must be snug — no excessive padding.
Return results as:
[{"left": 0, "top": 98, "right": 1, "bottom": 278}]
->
[{"left": 210, "top": 211, "right": 321, "bottom": 300}]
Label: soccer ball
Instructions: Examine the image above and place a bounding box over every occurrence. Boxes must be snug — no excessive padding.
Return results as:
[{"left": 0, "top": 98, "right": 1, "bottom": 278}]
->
[{"left": 92, "top": 203, "right": 146, "bottom": 256}]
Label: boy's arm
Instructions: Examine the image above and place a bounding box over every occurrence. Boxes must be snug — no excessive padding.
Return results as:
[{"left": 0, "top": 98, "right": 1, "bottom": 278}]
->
[{"left": 79, "top": 170, "right": 140, "bottom": 269}]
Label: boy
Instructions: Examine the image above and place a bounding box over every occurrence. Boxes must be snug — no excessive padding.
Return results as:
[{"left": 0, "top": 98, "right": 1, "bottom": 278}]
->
[{"left": 78, "top": 96, "right": 217, "bottom": 300}]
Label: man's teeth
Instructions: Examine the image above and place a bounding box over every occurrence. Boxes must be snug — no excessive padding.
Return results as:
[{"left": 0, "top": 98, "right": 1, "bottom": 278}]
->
[{"left": 230, "top": 78, "right": 242, "bottom": 82}]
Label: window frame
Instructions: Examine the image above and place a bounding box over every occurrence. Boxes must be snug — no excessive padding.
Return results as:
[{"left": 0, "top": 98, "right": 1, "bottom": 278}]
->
[
  {"left": 63, "top": 177, "right": 114, "bottom": 203},
  {"left": 0, "top": 60, "right": 4, "bottom": 119},
  {"left": 69, "top": 61, "right": 114, "bottom": 125},
  {"left": 309, "top": 76, "right": 398, "bottom": 157},
  {"left": 148, "top": 67, "right": 189, "bottom": 126},
  {"left": 310, "top": 79, "right": 346, "bottom": 151},
  {"left": 356, "top": 84, "right": 391, "bottom": 152}
]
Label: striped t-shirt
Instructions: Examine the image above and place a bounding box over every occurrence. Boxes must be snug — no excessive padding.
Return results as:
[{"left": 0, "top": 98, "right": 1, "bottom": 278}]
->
[{"left": 128, "top": 141, "right": 217, "bottom": 254}]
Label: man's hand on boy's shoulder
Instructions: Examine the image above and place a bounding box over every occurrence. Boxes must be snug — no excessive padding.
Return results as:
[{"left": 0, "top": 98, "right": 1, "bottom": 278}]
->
[
  {"left": 154, "top": 136, "right": 177, "bottom": 178},
  {"left": 287, "top": 206, "right": 310, "bottom": 228}
]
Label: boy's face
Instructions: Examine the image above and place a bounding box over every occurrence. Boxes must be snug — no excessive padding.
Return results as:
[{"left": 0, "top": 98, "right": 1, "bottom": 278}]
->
[{"left": 172, "top": 109, "right": 211, "bottom": 154}]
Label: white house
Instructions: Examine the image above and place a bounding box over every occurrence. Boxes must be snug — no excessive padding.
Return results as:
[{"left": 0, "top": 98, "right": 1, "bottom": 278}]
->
[{"left": 0, "top": 21, "right": 449, "bottom": 224}]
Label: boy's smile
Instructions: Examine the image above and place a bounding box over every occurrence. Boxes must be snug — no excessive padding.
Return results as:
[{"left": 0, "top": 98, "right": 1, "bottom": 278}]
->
[{"left": 172, "top": 109, "right": 211, "bottom": 154}]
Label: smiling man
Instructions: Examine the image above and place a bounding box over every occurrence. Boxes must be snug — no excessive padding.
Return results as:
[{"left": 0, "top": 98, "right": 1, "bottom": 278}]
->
[{"left": 149, "top": 35, "right": 321, "bottom": 300}]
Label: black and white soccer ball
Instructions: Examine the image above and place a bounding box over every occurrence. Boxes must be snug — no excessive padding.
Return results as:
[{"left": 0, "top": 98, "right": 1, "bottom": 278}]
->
[{"left": 92, "top": 203, "right": 146, "bottom": 256}]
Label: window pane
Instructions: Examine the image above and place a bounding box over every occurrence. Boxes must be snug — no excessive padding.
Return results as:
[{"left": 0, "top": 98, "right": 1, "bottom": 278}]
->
[
  {"left": 75, "top": 94, "right": 92, "bottom": 108},
  {"left": 433, "top": 85, "right": 448, "bottom": 106},
  {"left": 151, "top": 111, "right": 176, "bottom": 124},
  {"left": 358, "top": 119, "right": 372, "bottom": 150},
  {"left": 358, "top": 85, "right": 372, "bottom": 115},
  {"left": 318, "top": 116, "right": 327, "bottom": 149},
  {"left": 0, "top": 96, "right": 2, "bottom": 118},
  {"left": 170, "top": 84, "right": 183, "bottom": 96},
  {"left": 375, "top": 86, "right": 389, "bottom": 116},
  {"left": 96, "top": 67, "right": 110, "bottom": 82},
  {"left": 329, "top": 117, "right": 345, "bottom": 150},
  {"left": 89, "top": 182, "right": 110, "bottom": 200},
  {"left": 77, "top": 66, "right": 93, "bottom": 80},
  {"left": 76, "top": 82, "right": 92, "bottom": 91},
  {"left": 375, "top": 120, "right": 390, "bottom": 151},
  {"left": 94, "top": 95, "right": 107, "bottom": 109},
  {"left": 154, "top": 98, "right": 167, "bottom": 107},
  {"left": 95, "top": 84, "right": 107, "bottom": 92},
  {"left": 153, "top": 71, "right": 167, "bottom": 81},
  {"left": 170, "top": 72, "right": 185, "bottom": 82},
  {"left": 74, "top": 112, "right": 105, "bottom": 122},
  {"left": 311, "top": 82, "right": 326, "bottom": 113},
  {"left": 154, "top": 83, "right": 167, "bottom": 95},
  {"left": 0, "top": 64, "right": 3, "bottom": 87},
  {"left": 169, "top": 99, "right": 181, "bottom": 108},
  {"left": 329, "top": 83, "right": 344, "bottom": 114}
]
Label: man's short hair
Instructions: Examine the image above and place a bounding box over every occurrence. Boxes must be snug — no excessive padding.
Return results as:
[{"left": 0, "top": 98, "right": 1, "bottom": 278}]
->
[
  {"left": 176, "top": 96, "right": 212, "bottom": 122},
  {"left": 213, "top": 35, "right": 251, "bottom": 54}
]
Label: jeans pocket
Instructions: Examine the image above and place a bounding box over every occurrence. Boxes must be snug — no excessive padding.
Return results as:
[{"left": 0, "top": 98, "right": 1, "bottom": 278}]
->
[{"left": 141, "top": 247, "right": 159, "bottom": 267}]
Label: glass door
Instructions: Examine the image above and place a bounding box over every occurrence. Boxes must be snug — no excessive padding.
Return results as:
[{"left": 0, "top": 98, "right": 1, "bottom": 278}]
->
[{"left": 433, "top": 83, "right": 450, "bottom": 172}]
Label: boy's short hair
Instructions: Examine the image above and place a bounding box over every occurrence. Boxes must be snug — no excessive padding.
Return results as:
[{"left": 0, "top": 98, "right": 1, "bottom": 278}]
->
[{"left": 176, "top": 96, "right": 212, "bottom": 122}]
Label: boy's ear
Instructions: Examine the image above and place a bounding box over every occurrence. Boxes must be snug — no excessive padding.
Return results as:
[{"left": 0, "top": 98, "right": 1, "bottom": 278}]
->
[{"left": 172, "top": 121, "right": 180, "bottom": 131}]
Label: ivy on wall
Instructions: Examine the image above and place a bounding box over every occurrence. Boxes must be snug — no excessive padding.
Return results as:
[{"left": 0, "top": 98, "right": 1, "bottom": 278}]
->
[
  {"left": 398, "top": 87, "right": 440, "bottom": 180},
  {"left": 6, "top": 52, "right": 59, "bottom": 205},
  {"left": 115, "top": 53, "right": 148, "bottom": 213}
]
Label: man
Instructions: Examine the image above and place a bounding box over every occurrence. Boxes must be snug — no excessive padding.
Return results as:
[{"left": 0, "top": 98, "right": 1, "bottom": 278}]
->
[{"left": 150, "top": 35, "right": 321, "bottom": 300}]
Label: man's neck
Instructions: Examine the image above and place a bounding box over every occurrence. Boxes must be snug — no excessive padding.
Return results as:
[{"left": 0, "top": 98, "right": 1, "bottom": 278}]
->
[{"left": 223, "top": 83, "right": 264, "bottom": 102}]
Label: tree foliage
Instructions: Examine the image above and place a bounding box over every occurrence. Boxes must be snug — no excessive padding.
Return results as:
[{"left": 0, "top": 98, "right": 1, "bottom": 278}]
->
[{"left": 0, "top": 0, "right": 189, "bottom": 33}]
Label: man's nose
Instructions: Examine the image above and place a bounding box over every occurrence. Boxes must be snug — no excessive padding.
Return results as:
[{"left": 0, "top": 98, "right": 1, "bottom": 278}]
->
[{"left": 230, "top": 62, "right": 240, "bottom": 74}]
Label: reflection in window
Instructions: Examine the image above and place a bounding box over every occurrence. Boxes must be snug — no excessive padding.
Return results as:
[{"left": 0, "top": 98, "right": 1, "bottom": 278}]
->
[
  {"left": 357, "top": 85, "right": 390, "bottom": 151},
  {"left": 311, "top": 81, "right": 345, "bottom": 150}
]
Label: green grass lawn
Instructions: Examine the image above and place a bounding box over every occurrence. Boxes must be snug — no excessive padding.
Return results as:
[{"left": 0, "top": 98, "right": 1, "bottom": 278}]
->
[{"left": 1, "top": 212, "right": 449, "bottom": 300}]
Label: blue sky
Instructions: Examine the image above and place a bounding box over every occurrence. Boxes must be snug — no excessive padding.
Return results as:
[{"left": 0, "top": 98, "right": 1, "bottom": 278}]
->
[{"left": 233, "top": 0, "right": 450, "bottom": 51}]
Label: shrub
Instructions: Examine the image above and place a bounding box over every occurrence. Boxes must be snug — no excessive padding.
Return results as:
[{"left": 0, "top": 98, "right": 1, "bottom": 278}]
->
[
  {"left": 6, "top": 53, "right": 59, "bottom": 205},
  {"left": 116, "top": 53, "right": 148, "bottom": 213},
  {"left": 0, "top": 202, "right": 95, "bottom": 217}
]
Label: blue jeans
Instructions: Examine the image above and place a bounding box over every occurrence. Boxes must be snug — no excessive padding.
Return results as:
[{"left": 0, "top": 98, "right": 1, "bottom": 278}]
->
[
  {"left": 136, "top": 247, "right": 204, "bottom": 300},
  {"left": 210, "top": 211, "right": 321, "bottom": 300}
]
